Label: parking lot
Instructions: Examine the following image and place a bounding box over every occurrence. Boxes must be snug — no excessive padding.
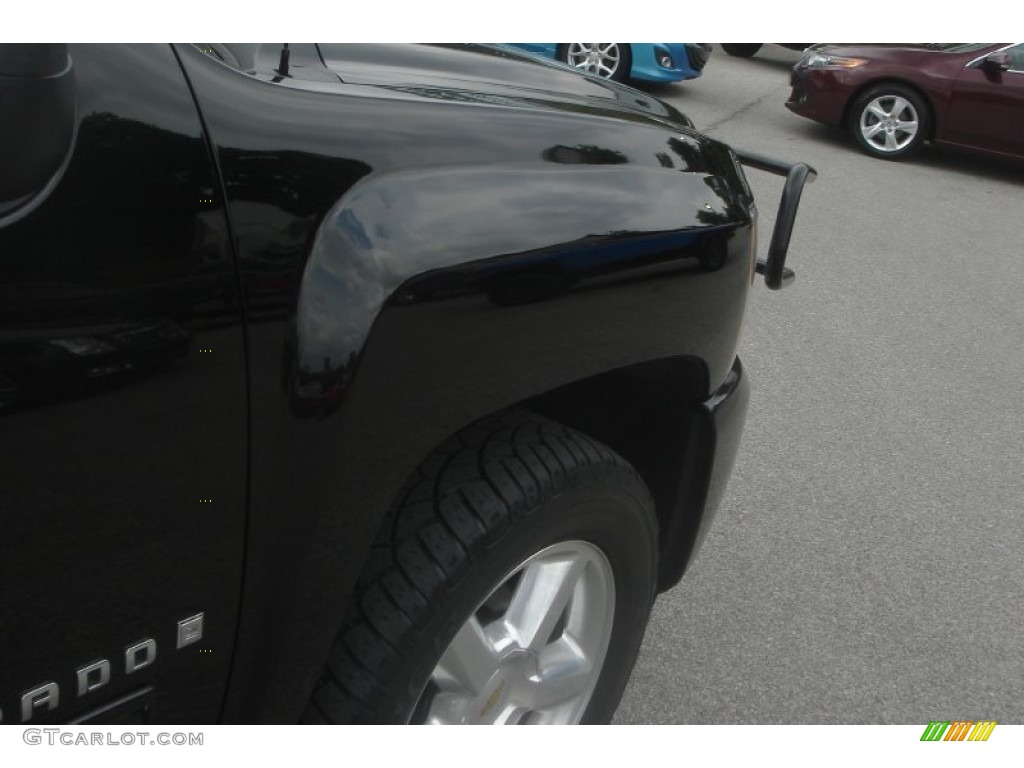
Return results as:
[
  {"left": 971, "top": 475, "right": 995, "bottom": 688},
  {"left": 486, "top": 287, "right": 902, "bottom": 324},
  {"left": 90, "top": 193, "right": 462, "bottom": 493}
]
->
[{"left": 615, "top": 45, "right": 1024, "bottom": 724}]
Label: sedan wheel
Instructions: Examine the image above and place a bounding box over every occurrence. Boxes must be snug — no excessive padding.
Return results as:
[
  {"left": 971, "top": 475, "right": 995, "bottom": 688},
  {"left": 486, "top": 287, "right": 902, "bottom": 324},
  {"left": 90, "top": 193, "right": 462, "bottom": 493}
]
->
[
  {"left": 561, "top": 44, "right": 631, "bottom": 83},
  {"left": 851, "top": 85, "right": 929, "bottom": 160}
]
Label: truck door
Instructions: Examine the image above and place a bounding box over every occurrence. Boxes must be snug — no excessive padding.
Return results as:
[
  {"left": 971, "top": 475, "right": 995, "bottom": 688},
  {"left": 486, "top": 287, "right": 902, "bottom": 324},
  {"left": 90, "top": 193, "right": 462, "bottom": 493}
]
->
[{"left": 0, "top": 44, "right": 247, "bottom": 724}]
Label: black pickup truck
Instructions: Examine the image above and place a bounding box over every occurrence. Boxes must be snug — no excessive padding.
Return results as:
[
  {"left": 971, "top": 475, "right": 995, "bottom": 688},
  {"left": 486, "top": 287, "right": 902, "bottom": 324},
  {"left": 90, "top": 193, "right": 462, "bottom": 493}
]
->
[{"left": 0, "top": 43, "right": 813, "bottom": 725}]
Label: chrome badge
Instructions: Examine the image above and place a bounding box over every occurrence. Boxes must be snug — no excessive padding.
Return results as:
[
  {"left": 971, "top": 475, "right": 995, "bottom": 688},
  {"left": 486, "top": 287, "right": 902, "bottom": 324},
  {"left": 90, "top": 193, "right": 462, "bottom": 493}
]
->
[{"left": 14, "top": 611, "right": 205, "bottom": 723}]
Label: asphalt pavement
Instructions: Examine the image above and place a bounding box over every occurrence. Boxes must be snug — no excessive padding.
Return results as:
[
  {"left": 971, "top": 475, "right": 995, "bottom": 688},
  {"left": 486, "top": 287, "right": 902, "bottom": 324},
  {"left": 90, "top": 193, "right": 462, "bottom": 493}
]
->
[{"left": 613, "top": 45, "right": 1024, "bottom": 724}]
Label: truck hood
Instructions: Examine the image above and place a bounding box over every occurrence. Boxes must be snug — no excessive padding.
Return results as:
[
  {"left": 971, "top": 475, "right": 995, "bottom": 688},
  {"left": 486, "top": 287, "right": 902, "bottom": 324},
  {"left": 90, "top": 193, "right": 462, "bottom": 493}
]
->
[{"left": 315, "top": 43, "right": 693, "bottom": 129}]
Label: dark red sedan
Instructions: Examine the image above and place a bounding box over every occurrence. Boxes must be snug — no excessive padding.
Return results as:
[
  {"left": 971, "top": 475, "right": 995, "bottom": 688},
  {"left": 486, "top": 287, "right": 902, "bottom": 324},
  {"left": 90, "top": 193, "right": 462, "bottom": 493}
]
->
[{"left": 786, "top": 43, "right": 1024, "bottom": 160}]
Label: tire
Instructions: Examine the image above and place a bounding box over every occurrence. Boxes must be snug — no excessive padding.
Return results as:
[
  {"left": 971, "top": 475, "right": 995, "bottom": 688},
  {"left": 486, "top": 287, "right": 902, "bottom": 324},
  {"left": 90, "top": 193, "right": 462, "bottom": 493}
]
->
[
  {"left": 720, "top": 44, "right": 762, "bottom": 58},
  {"left": 558, "top": 44, "right": 632, "bottom": 83},
  {"left": 849, "top": 84, "right": 929, "bottom": 160},
  {"left": 303, "top": 409, "right": 658, "bottom": 724}
]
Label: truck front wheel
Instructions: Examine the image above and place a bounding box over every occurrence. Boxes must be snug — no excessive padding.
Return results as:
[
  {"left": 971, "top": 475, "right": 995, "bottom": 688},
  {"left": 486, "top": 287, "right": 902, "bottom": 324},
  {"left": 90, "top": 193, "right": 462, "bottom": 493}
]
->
[{"left": 303, "top": 410, "right": 658, "bottom": 724}]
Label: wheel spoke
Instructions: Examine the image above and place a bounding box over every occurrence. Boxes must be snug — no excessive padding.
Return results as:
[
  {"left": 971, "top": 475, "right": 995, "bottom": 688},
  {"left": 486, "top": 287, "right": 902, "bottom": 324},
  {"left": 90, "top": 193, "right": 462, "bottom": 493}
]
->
[
  {"left": 502, "top": 554, "right": 586, "bottom": 652},
  {"left": 432, "top": 615, "right": 498, "bottom": 696},
  {"left": 884, "top": 131, "right": 899, "bottom": 151},
  {"left": 528, "top": 636, "right": 593, "bottom": 710},
  {"left": 863, "top": 124, "right": 883, "bottom": 140},
  {"left": 867, "top": 104, "right": 888, "bottom": 120},
  {"left": 895, "top": 120, "right": 918, "bottom": 134},
  {"left": 494, "top": 706, "right": 529, "bottom": 725},
  {"left": 888, "top": 96, "right": 908, "bottom": 118}
]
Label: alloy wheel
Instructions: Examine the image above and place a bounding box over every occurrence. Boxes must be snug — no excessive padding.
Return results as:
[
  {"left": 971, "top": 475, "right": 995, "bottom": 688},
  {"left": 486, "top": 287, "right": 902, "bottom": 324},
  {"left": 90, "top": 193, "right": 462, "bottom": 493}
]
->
[
  {"left": 415, "top": 540, "right": 615, "bottom": 724},
  {"left": 565, "top": 44, "right": 623, "bottom": 80},
  {"left": 859, "top": 95, "right": 920, "bottom": 154}
]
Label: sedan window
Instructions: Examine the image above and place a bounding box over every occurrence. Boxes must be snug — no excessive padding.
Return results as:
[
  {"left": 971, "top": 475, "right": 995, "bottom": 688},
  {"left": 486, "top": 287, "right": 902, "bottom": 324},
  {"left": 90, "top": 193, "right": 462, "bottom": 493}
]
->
[{"left": 1007, "top": 44, "right": 1024, "bottom": 71}]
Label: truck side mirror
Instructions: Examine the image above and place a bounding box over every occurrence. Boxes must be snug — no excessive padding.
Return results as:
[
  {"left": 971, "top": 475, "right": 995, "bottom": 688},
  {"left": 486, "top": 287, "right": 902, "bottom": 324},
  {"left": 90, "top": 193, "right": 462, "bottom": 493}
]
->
[{"left": 0, "top": 44, "right": 76, "bottom": 217}]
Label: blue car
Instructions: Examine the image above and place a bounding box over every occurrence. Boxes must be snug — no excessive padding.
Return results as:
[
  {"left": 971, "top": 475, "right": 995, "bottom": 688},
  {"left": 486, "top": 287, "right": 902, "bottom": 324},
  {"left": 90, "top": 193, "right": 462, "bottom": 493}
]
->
[{"left": 507, "top": 43, "right": 712, "bottom": 83}]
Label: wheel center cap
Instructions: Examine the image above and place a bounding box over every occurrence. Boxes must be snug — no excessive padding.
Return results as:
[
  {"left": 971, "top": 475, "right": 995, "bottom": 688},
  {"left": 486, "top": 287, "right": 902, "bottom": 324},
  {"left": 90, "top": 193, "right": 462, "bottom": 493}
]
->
[{"left": 472, "top": 649, "right": 537, "bottom": 722}]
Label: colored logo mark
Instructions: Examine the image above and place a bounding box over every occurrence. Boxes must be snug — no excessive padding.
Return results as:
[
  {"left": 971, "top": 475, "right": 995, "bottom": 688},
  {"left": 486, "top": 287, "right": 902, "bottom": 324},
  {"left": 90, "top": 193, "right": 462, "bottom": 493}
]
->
[{"left": 920, "top": 720, "right": 996, "bottom": 742}]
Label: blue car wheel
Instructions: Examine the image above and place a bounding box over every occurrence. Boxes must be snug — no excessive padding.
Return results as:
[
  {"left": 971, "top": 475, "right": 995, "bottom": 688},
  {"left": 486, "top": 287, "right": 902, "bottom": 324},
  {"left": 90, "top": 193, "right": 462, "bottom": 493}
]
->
[{"left": 558, "top": 44, "right": 632, "bottom": 83}]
